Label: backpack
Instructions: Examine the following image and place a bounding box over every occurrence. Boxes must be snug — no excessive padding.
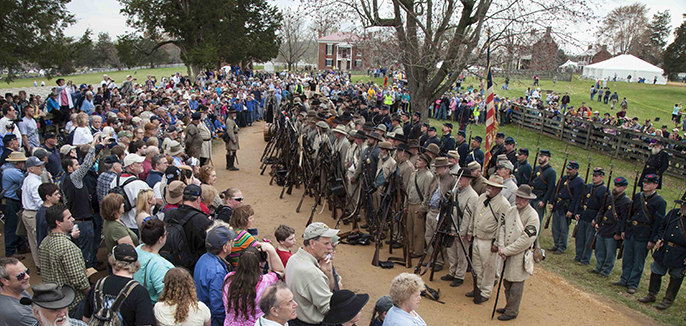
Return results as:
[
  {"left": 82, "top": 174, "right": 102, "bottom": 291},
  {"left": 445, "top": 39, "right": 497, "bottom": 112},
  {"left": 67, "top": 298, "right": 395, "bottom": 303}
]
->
[
  {"left": 159, "top": 217, "right": 195, "bottom": 270},
  {"left": 108, "top": 175, "right": 139, "bottom": 212},
  {"left": 88, "top": 276, "right": 137, "bottom": 326}
]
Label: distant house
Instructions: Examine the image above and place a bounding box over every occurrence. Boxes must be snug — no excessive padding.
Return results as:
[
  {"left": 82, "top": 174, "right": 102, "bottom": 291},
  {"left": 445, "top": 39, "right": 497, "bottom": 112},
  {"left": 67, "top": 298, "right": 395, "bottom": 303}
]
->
[
  {"left": 513, "top": 27, "right": 559, "bottom": 71},
  {"left": 317, "top": 32, "right": 365, "bottom": 71},
  {"left": 578, "top": 45, "right": 612, "bottom": 66}
]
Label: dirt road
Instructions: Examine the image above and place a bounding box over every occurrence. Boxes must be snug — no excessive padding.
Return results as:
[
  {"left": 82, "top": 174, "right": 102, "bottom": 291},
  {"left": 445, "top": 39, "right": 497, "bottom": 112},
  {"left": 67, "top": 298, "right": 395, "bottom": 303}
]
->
[{"left": 212, "top": 120, "right": 659, "bottom": 326}]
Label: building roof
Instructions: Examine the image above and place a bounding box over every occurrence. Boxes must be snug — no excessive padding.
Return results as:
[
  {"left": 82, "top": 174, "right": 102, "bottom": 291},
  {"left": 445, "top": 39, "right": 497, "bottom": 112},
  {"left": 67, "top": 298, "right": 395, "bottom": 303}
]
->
[{"left": 319, "top": 32, "right": 355, "bottom": 42}]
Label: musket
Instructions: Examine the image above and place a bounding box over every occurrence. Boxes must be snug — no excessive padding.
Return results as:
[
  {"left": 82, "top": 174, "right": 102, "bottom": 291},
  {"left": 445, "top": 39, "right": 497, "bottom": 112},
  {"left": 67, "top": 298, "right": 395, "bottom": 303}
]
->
[
  {"left": 617, "top": 165, "right": 640, "bottom": 259},
  {"left": 572, "top": 155, "right": 592, "bottom": 238},
  {"left": 544, "top": 146, "right": 569, "bottom": 229},
  {"left": 590, "top": 163, "right": 612, "bottom": 250},
  {"left": 528, "top": 125, "right": 544, "bottom": 184},
  {"left": 492, "top": 260, "right": 506, "bottom": 319},
  {"left": 372, "top": 171, "right": 397, "bottom": 267}
]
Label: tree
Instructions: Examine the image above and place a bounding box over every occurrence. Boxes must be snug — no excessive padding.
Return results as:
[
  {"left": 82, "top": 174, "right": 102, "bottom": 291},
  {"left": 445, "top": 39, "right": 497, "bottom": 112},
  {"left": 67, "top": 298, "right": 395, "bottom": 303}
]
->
[
  {"left": 305, "top": 0, "right": 593, "bottom": 121},
  {"left": 664, "top": 19, "right": 686, "bottom": 80},
  {"left": 119, "top": 0, "right": 281, "bottom": 78},
  {"left": 597, "top": 3, "right": 649, "bottom": 55},
  {"left": 278, "top": 9, "right": 312, "bottom": 70},
  {"left": 116, "top": 34, "right": 175, "bottom": 68},
  {"left": 93, "top": 33, "right": 121, "bottom": 69},
  {"left": 0, "top": 0, "right": 76, "bottom": 82}
]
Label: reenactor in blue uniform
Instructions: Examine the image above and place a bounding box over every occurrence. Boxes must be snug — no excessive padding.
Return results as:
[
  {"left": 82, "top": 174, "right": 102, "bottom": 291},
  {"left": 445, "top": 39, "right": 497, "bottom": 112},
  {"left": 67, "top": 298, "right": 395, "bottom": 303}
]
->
[
  {"left": 639, "top": 141, "right": 669, "bottom": 189},
  {"left": 574, "top": 167, "right": 607, "bottom": 265},
  {"left": 422, "top": 126, "right": 440, "bottom": 152},
  {"left": 529, "top": 149, "right": 556, "bottom": 225},
  {"left": 464, "top": 136, "right": 484, "bottom": 166},
  {"left": 418, "top": 123, "right": 430, "bottom": 148},
  {"left": 590, "top": 176, "right": 631, "bottom": 277},
  {"left": 614, "top": 174, "right": 667, "bottom": 294},
  {"left": 456, "top": 130, "right": 469, "bottom": 167},
  {"left": 637, "top": 190, "right": 686, "bottom": 309},
  {"left": 439, "top": 123, "right": 456, "bottom": 156},
  {"left": 485, "top": 132, "right": 505, "bottom": 176},
  {"left": 513, "top": 148, "right": 532, "bottom": 186},
  {"left": 502, "top": 137, "right": 517, "bottom": 167},
  {"left": 548, "top": 161, "right": 584, "bottom": 254}
]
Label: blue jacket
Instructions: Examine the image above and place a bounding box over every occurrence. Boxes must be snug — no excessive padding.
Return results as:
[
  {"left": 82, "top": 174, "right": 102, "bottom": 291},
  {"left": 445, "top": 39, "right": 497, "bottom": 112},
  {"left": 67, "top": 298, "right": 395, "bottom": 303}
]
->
[
  {"left": 624, "top": 191, "right": 666, "bottom": 242},
  {"left": 578, "top": 182, "right": 607, "bottom": 222},
  {"left": 194, "top": 252, "right": 230, "bottom": 326},
  {"left": 1, "top": 163, "right": 24, "bottom": 200},
  {"left": 551, "top": 173, "right": 584, "bottom": 216}
]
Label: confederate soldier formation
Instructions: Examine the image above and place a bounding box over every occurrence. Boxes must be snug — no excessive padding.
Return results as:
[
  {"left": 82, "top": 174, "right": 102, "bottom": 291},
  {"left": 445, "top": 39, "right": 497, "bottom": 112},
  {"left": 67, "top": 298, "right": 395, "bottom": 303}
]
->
[{"left": 260, "top": 85, "right": 685, "bottom": 320}]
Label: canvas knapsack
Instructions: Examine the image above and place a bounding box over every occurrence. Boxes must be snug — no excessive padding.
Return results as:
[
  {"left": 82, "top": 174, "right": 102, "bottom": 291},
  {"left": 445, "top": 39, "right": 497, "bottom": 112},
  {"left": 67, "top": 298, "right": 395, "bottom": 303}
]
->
[
  {"left": 109, "top": 175, "right": 138, "bottom": 212},
  {"left": 88, "top": 277, "right": 137, "bottom": 326},
  {"left": 159, "top": 217, "right": 195, "bottom": 270}
]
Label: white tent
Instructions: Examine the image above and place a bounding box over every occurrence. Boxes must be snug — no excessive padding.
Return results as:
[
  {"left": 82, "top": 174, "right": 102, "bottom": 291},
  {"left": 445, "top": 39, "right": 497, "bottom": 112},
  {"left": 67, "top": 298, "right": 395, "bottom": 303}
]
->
[
  {"left": 582, "top": 54, "right": 667, "bottom": 85},
  {"left": 558, "top": 60, "right": 579, "bottom": 72}
]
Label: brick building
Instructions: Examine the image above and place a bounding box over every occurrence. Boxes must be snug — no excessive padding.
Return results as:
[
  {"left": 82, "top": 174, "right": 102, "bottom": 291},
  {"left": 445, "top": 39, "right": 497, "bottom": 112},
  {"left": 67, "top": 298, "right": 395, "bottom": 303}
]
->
[
  {"left": 529, "top": 27, "right": 559, "bottom": 71},
  {"left": 317, "top": 32, "right": 365, "bottom": 71}
]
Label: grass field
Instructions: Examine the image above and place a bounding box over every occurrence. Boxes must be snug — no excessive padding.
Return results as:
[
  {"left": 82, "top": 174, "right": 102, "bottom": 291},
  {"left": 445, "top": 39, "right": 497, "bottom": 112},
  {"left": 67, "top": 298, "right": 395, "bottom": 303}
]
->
[{"left": 0, "top": 67, "right": 186, "bottom": 89}]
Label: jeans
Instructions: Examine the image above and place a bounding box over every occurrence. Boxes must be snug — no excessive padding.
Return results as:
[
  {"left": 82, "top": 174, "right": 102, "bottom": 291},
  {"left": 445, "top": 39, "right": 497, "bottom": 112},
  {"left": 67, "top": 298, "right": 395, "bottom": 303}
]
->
[
  {"left": 74, "top": 219, "right": 95, "bottom": 268},
  {"left": 3, "top": 198, "right": 27, "bottom": 255},
  {"left": 619, "top": 236, "right": 648, "bottom": 289},
  {"left": 551, "top": 210, "right": 571, "bottom": 252},
  {"left": 574, "top": 220, "right": 595, "bottom": 264},
  {"left": 246, "top": 110, "right": 253, "bottom": 125},
  {"left": 593, "top": 235, "right": 618, "bottom": 276},
  {"left": 436, "top": 107, "right": 447, "bottom": 121}
]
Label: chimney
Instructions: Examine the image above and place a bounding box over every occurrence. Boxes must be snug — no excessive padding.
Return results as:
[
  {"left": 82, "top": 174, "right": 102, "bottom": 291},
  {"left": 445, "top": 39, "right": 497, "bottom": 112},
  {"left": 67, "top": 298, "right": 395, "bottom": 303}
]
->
[
  {"left": 545, "top": 26, "right": 552, "bottom": 35},
  {"left": 318, "top": 31, "right": 322, "bottom": 39}
]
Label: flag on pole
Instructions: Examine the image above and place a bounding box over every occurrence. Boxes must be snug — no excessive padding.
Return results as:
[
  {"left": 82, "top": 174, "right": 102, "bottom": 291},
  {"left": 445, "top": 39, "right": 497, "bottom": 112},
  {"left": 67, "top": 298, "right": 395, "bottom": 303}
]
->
[{"left": 483, "top": 30, "right": 498, "bottom": 172}]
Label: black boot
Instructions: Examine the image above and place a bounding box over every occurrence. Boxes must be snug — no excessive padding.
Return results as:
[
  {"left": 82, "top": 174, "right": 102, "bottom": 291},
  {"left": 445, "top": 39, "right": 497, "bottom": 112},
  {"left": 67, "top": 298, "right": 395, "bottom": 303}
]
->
[
  {"left": 229, "top": 153, "right": 239, "bottom": 171},
  {"left": 656, "top": 276, "right": 683, "bottom": 310},
  {"left": 225, "top": 154, "right": 231, "bottom": 170},
  {"left": 638, "top": 273, "right": 661, "bottom": 303}
]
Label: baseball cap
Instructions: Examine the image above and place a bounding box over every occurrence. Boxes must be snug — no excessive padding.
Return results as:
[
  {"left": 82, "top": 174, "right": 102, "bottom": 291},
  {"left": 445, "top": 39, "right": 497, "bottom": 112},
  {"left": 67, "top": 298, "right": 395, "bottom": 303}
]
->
[
  {"left": 60, "top": 144, "right": 76, "bottom": 155},
  {"left": 303, "top": 222, "right": 339, "bottom": 240},
  {"left": 26, "top": 156, "right": 46, "bottom": 168},
  {"left": 206, "top": 226, "right": 239, "bottom": 251},
  {"left": 165, "top": 166, "right": 182, "bottom": 182},
  {"left": 123, "top": 153, "right": 145, "bottom": 167},
  {"left": 183, "top": 184, "right": 202, "bottom": 197},
  {"left": 112, "top": 243, "right": 138, "bottom": 263},
  {"left": 118, "top": 130, "right": 133, "bottom": 139},
  {"left": 375, "top": 295, "right": 393, "bottom": 313},
  {"left": 104, "top": 154, "right": 121, "bottom": 164}
]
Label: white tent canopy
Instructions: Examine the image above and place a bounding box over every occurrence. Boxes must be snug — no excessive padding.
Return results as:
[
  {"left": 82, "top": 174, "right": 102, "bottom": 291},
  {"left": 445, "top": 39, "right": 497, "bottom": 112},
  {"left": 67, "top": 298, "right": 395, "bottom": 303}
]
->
[
  {"left": 559, "top": 60, "right": 578, "bottom": 69},
  {"left": 582, "top": 54, "right": 667, "bottom": 85}
]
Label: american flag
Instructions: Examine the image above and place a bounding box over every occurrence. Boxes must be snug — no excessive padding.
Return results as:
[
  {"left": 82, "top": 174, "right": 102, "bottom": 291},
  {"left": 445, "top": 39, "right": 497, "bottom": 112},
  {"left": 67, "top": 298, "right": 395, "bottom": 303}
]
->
[{"left": 483, "top": 30, "right": 498, "bottom": 172}]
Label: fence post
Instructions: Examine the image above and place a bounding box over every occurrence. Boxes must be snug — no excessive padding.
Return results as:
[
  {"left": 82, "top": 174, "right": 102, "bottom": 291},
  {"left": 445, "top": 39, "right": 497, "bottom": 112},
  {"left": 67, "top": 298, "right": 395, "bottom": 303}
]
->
[
  {"left": 585, "top": 124, "right": 592, "bottom": 149},
  {"left": 559, "top": 116, "right": 565, "bottom": 140}
]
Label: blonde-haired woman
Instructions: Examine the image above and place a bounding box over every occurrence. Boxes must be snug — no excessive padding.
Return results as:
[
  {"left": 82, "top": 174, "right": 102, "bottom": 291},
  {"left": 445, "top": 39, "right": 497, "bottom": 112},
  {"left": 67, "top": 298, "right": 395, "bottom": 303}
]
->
[
  {"left": 135, "top": 188, "right": 155, "bottom": 229},
  {"left": 155, "top": 268, "right": 211, "bottom": 326},
  {"left": 72, "top": 112, "right": 94, "bottom": 145},
  {"left": 383, "top": 273, "right": 427, "bottom": 326}
]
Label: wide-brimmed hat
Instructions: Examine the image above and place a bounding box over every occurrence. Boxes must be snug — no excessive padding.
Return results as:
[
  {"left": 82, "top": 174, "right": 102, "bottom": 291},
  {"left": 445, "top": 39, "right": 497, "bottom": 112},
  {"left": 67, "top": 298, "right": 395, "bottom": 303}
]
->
[
  {"left": 418, "top": 153, "right": 432, "bottom": 165},
  {"left": 431, "top": 157, "right": 453, "bottom": 168},
  {"left": 316, "top": 121, "right": 329, "bottom": 129},
  {"left": 426, "top": 143, "right": 440, "bottom": 156},
  {"left": 447, "top": 150, "right": 459, "bottom": 160},
  {"left": 484, "top": 175, "right": 505, "bottom": 188},
  {"left": 675, "top": 190, "right": 686, "bottom": 205},
  {"left": 408, "top": 139, "right": 420, "bottom": 148},
  {"left": 5, "top": 151, "right": 27, "bottom": 162},
  {"left": 332, "top": 125, "right": 347, "bottom": 135},
  {"left": 390, "top": 132, "right": 406, "bottom": 142},
  {"left": 20, "top": 283, "right": 75, "bottom": 310},
  {"left": 165, "top": 180, "right": 185, "bottom": 204},
  {"left": 350, "top": 130, "right": 367, "bottom": 139},
  {"left": 515, "top": 184, "right": 537, "bottom": 199},
  {"left": 451, "top": 167, "right": 475, "bottom": 178},
  {"left": 322, "top": 290, "right": 370, "bottom": 325},
  {"left": 367, "top": 132, "right": 383, "bottom": 142},
  {"left": 168, "top": 141, "right": 183, "bottom": 156},
  {"left": 396, "top": 143, "right": 410, "bottom": 153},
  {"left": 378, "top": 142, "right": 393, "bottom": 151}
]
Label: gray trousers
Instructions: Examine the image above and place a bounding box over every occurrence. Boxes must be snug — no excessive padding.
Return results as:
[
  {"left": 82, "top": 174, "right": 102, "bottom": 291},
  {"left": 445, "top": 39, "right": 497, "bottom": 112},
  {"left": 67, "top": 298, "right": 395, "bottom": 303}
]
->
[{"left": 504, "top": 280, "right": 526, "bottom": 317}]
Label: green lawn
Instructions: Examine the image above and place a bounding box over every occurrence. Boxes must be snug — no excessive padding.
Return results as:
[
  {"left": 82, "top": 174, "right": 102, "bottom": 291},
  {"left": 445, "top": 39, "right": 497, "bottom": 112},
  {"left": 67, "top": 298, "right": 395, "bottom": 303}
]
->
[{"left": 0, "top": 66, "right": 185, "bottom": 89}]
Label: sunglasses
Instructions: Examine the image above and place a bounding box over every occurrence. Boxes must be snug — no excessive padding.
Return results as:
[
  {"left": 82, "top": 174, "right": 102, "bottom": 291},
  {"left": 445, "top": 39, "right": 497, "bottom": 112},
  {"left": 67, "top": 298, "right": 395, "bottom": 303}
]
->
[
  {"left": 16, "top": 268, "right": 29, "bottom": 281},
  {"left": 231, "top": 197, "right": 243, "bottom": 202}
]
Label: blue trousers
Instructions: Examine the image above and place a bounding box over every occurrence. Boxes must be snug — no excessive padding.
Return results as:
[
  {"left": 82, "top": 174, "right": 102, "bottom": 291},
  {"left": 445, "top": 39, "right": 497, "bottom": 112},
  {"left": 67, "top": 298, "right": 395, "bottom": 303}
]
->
[
  {"left": 436, "top": 107, "right": 447, "bottom": 121},
  {"left": 552, "top": 210, "right": 572, "bottom": 252},
  {"left": 74, "top": 219, "right": 95, "bottom": 268},
  {"left": 651, "top": 260, "right": 684, "bottom": 279},
  {"left": 593, "top": 235, "right": 618, "bottom": 276},
  {"left": 619, "top": 236, "right": 648, "bottom": 289},
  {"left": 3, "top": 198, "right": 27, "bottom": 256},
  {"left": 574, "top": 220, "right": 595, "bottom": 264}
]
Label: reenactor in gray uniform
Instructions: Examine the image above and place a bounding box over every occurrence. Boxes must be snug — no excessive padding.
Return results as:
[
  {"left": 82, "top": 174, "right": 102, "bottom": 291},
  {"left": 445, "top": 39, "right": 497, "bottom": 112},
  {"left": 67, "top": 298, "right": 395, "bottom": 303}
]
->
[
  {"left": 574, "top": 167, "right": 607, "bottom": 265},
  {"left": 442, "top": 168, "right": 478, "bottom": 287},
  {"left": 638, "top": 190, "right": 686, "bottom": 309},
  {"left": 405, "top": 154, "right": 434, "bottom": 257},
  {"left": 420, "top": 157, "right": 456, "bottom": 271}
]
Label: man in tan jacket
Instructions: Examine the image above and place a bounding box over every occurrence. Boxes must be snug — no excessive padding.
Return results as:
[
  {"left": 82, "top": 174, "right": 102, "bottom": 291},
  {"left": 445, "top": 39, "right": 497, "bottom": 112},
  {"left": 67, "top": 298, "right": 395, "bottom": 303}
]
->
[
  {"left": 467, "top": 175, "right": 511, "bottom": 302},
  {"left": 468, "top": 161, "right": 489, "bottom": 195},
  {"left": 420, "top": 157, "right": 455, "bottom": 270},
  {"left": 405, "top": 154, "right": 434, "bottom": 257},
  {"left": 496, "top": 185, "right": 540, "bottom": 321},
  {"left": 442, "top": 167, "right": 478, "bottom": 287}
]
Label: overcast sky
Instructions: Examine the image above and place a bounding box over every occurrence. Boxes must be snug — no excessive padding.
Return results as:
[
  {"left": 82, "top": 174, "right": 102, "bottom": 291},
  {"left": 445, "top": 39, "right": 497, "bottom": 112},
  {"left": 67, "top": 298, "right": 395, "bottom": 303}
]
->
[{"left": 64, "top": 0, "right": 685, "bottom": 55}]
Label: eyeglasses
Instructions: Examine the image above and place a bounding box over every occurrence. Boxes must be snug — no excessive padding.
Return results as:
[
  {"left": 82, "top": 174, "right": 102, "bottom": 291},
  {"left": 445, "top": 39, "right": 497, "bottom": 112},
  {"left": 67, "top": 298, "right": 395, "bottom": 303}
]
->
[
  {"left": 15, "top": 268, "right": 29, "bottom": 281},
  {"left": 231, "top": 197, "right": 243, "bottom": 202}
]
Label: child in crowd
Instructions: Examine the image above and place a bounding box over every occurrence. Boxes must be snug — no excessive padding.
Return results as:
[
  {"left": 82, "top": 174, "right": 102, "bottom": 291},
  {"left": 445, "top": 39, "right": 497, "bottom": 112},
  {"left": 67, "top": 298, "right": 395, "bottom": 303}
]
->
[{"left": 274, "top": 224, "right": 295, "bottom": 268}]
